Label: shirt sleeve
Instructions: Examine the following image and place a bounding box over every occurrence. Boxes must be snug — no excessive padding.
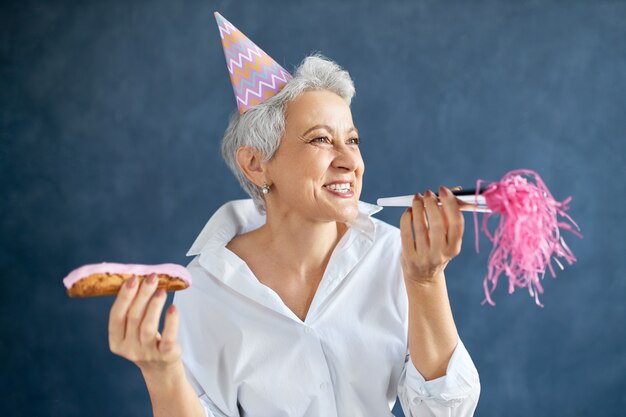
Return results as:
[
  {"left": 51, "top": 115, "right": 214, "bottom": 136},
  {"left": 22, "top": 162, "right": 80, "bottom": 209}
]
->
[
  {"left": 182, "top": 360, "right": 240, "bottom": 417},
  {"left": 174, "top": 260, "right": 242, "bottom": 417},
  {"left": 397, "top": 338, "right": 481, "bottom": 416}
]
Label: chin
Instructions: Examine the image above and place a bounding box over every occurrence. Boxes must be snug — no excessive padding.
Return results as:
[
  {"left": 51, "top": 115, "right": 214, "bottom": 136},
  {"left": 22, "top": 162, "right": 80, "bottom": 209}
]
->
[{"left": 331, "top": 203, "right": 360, "bottom": 224}]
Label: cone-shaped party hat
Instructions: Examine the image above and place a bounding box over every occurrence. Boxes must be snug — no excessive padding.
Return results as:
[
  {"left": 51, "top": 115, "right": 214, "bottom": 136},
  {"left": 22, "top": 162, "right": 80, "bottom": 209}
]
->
[{"left": 214, "top": 12, "right": 292, "bottom": 114}]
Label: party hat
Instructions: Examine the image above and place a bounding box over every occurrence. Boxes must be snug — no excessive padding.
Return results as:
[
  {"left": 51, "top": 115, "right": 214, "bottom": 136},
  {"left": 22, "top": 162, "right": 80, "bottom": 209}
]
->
[{"left": 214, "top": 12, "right": 292, "bottom": 114}]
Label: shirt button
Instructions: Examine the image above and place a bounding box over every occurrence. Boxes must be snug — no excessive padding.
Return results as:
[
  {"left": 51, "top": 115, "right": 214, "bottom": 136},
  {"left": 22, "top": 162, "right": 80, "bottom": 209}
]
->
[
  {"left": 320, "top": 382, "right": 329, "bottom": 390},
  {"left": 304, "top": 327, "right": 313, "bottom": 334}
]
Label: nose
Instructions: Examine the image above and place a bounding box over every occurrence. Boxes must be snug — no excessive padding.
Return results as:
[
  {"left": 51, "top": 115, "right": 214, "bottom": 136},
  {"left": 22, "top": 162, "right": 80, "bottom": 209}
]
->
[{"left": 331, "top": 143, "right": 360, "bottom": 172}]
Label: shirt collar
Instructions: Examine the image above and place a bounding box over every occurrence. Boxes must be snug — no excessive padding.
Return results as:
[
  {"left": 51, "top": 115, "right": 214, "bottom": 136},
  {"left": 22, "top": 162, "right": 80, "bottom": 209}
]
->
[{"left": 186, "top": 199, "right": 383, "bottom": 257}]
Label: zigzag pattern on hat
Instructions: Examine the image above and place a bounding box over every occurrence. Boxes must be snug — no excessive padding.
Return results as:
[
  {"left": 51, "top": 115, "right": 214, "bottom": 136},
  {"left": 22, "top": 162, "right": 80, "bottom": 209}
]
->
[{"left": 215, "top": 12, "right": 293, "bottom": 114}]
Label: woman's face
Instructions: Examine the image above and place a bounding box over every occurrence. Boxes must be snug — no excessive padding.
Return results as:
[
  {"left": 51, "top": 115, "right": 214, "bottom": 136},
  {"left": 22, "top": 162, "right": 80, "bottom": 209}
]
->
[{"left": 264, "top": 90, "right": 364, "bottom": 224}]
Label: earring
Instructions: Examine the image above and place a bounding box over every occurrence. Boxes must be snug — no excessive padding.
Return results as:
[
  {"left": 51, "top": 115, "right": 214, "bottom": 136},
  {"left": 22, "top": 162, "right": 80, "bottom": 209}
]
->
[{"left": 261, "top": 183, "right": 270, "bottom": 195}]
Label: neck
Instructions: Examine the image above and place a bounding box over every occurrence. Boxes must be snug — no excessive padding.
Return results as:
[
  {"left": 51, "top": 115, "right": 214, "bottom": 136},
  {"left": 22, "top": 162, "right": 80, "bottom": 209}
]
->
[{"left": 257, "top": 209, "right": 348, "bottom": 280}]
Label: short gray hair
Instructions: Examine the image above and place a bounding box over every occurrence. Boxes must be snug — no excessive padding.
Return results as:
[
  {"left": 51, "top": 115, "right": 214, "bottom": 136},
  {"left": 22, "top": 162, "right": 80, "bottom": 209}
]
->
[{"left": 220, "top": 54, "right": 356, "bottom": 213}]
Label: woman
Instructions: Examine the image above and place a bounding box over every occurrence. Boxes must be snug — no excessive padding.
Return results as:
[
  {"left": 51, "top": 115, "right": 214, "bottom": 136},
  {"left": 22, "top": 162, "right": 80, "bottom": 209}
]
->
[{"left": 108, "top": 19, "right": 480, "bottom": 416}]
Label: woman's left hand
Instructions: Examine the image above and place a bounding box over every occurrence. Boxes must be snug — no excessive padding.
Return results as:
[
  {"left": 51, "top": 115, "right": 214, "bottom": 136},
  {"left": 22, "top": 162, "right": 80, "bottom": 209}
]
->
[{"left": 399, "top": 185, "right": 465, "bottom": 285}]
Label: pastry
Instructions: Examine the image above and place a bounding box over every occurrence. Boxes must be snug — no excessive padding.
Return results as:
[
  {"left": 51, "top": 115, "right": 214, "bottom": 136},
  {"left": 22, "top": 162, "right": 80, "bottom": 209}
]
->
[{"left": 63, "top": 262, "right": 191, "bottom": 297}]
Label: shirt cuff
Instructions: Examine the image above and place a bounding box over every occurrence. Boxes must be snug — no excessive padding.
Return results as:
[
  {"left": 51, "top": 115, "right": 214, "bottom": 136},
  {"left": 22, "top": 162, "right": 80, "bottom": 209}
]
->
[{"left": 404, "top": 338, "right": 480, "bottom": 407}]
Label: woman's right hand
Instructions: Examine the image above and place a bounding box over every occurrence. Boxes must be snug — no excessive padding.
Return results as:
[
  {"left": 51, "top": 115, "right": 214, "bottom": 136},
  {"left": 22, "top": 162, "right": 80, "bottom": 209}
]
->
[{"left": 108, "top": 274, "right": 182, "bottom": 374}]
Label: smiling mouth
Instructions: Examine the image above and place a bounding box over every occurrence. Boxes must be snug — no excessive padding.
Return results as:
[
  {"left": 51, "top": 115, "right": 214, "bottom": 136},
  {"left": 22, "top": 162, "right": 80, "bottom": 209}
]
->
[
  {"left": 323, "top": 182, "right": 352, "bottom": 192},
  {"left": 322, "top": 182, "right": 355, "bottom": 197}
]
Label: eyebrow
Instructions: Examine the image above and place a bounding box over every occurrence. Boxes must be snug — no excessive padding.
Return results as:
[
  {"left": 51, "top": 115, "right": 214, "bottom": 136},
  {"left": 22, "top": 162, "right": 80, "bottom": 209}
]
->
[{"left": 301, "top": 124, "right": 359, "bottom": 137}]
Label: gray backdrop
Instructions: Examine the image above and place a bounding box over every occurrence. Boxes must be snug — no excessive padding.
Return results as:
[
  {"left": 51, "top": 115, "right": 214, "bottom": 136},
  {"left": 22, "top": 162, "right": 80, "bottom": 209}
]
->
[{"left": 1, "top": 0, "right": 625, "bottom": 416}]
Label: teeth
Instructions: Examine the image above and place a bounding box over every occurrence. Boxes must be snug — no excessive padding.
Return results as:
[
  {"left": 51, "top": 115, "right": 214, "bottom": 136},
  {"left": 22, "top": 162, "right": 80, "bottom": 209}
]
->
[{"left": 325, "top": 183, "right": 351, "bottom": 191}]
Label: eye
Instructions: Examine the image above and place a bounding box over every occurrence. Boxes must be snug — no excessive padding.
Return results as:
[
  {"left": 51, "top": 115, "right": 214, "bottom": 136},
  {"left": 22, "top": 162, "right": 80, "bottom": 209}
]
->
[
  {"left": 311, "top": 136, "right": 331, "bottom": 144},
  {"left": 347, "top": 137, "right": 360, "bottom": 145}
]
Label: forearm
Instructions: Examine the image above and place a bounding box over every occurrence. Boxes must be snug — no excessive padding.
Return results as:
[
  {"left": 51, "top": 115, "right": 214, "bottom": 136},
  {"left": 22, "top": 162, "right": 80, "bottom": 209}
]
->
[
  {"left": 141, "top": 361, "right": 206, "bottom": 417},
  {"left": 405, "top": 271, "right": 459, "bottom": 381}
]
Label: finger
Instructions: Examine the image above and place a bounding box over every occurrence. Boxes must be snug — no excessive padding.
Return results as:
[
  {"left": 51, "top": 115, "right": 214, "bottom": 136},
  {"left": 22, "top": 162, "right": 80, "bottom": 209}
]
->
[
  {"left": 411, "top": 193, "right": 430, "bottom": 249},
  {"left": 449, "top": 186, "right": 482, "bottom": 211},
  {"left": 450, "top": 185, "right": 467, "bottom": 207},
  {"left": 423, "top": 190, "right": 446, "bottom": 249},
  {"left": 436, "top": 189, "right": 451, "bottom": 233},
  {"left": 456, "top": 199, "right": 475, "bottom": 209},
  {"left": 400, "top": 208, "right": 416, "bottom": 257},
  {"left": 139, "top": 288, "right": 167, "bottom": 348},
  {"left": 440, "top": 186, "right": 464, "bottom": 255},
  {"left": 439, "top": 187, "right": 465, "bottom": 256},
  {"left": 159, "top": 304, "right": 180, "bottom": 355},
  {"left": 125, "top": 273, "right": 160, "bottom": 342},
  {"left": 108, "top": 276, "right": 139, "bottom": 348},
  {"left": 438, "top": 185, "right": 454, "bottom": 236}
]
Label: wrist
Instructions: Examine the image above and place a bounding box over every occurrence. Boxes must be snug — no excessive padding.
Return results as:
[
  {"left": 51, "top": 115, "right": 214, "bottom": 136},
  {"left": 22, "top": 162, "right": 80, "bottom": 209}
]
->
[
  {"left": 140, "top": 360, "right": 186, "bottom": 392},
  {"left": 404, "top": 271, "right": 446, "bottom": 287}
]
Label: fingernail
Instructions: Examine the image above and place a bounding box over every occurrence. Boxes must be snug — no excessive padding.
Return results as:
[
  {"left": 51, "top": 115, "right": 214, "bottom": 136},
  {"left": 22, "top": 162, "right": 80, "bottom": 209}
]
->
[
  {"left": 425, "top": 189, "right": 434, "bottom": 197},
  {"left": 439, "top": 186, "right": 450, "bottom": 196},
  {"left": 168, "top": 304, "right": 177, "bottom": 315},
  {"left": 125, "top": 276, "right": 136, "bottom": 288},
  {"left": 147, "top": 274, "right": 157, "bottom": 285},
  {"left": 156, "top": 288, "right": 166, "bottom": 297}
]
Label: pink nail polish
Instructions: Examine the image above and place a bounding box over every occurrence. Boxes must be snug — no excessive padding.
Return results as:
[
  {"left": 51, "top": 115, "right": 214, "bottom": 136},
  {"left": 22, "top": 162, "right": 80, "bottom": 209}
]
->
[{"left": 125, "top": 276, "right": 136, "bottom": 288}]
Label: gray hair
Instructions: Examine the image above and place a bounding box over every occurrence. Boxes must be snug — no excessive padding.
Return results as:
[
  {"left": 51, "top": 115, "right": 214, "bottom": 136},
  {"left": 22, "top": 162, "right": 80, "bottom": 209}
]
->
[{"left": 220, "top": 54, "right": 356, "bottom": 213}]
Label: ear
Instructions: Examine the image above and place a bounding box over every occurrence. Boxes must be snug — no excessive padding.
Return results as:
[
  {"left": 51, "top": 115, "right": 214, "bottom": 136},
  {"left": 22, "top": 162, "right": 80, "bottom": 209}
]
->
[{"left": 235, "top": 146, "right": 268, "bottom": 187}]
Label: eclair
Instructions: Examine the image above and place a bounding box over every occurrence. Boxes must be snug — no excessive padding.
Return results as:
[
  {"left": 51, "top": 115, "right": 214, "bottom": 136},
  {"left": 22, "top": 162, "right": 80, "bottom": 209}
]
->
[{"left": 63, "top": 262, "right": 192, "bottom": 297}]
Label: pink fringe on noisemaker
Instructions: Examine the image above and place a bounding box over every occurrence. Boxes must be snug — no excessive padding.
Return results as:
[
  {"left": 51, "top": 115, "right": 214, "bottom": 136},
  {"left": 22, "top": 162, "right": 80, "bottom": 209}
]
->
[{"left": 474, "top": 169, "right": 582, "bottom": 307}]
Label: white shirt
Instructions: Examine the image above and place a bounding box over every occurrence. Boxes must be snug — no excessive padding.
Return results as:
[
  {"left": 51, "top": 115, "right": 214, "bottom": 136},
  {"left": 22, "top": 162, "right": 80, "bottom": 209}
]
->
[{"left": 174, "top": 199, "right": 480, "bottom": 417}]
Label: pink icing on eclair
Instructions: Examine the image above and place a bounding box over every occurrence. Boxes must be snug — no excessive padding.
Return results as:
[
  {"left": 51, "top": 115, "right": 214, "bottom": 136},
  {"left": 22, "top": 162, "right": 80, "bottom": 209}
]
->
[{"left": 62, "top": 262, "right": 192, "bottom": 289}]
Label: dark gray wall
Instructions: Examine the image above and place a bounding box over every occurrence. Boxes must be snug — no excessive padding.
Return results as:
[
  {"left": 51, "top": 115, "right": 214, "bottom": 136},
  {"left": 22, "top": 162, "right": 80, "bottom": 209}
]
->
[{"left": 1, "top": 1, "right": 625, "bottom": 416}]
